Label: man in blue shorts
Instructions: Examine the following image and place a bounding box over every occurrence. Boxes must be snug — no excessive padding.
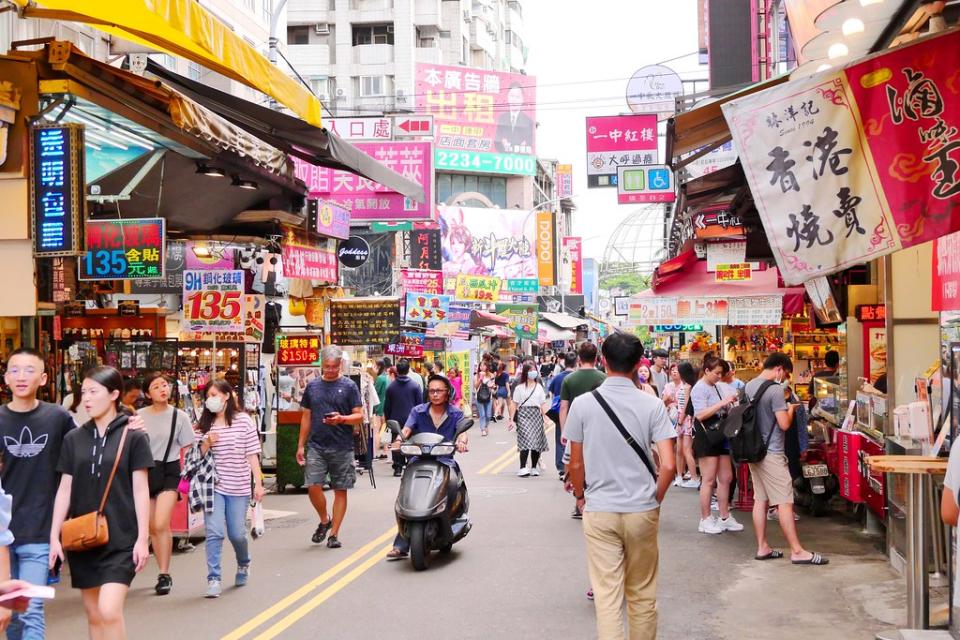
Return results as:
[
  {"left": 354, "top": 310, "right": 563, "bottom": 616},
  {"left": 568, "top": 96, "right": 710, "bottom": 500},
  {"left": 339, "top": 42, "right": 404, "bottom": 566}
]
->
[{"left": 297, "top": 345, "right": 364, "bottom": 549}]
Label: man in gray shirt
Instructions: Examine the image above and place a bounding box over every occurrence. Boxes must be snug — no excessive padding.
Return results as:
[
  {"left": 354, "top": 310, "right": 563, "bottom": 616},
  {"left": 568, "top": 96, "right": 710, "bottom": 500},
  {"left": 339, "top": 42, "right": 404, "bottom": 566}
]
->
[
  {"left": 744, "top": 352, "right": 828, "bottom": 566},
  {"left": 566, "top": 331, "right": 677, "bottom": 640},
  {"left": 649, "top": 349, "right": 669, "bottom": 396}
]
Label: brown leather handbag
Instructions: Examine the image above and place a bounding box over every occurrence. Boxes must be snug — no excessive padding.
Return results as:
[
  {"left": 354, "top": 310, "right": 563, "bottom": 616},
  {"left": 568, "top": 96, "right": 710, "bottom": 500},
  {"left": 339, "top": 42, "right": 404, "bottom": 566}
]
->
[{"left": 61, "top": 426, "right": 128, "bottom": 552}]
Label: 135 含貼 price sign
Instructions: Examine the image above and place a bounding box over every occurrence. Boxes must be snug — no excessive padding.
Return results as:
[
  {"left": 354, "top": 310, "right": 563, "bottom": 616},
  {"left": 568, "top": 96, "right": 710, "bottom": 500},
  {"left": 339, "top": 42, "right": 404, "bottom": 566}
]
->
[{"left": 182, "top": 270, "right": 245, "bottom": 334}]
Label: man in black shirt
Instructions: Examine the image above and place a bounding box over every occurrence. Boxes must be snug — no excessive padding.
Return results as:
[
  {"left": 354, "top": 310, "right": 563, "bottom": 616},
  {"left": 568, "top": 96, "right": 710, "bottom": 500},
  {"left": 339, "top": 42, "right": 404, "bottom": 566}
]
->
[{"left": 0, "top": 349, "right": 74, "bottom": 637}]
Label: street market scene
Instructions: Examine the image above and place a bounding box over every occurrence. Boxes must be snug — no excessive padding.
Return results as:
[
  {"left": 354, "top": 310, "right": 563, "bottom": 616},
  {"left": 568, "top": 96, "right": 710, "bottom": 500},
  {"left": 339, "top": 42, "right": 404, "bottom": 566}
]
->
[{"left": 0, "top": 0, "right": 960, "bottom": 639}]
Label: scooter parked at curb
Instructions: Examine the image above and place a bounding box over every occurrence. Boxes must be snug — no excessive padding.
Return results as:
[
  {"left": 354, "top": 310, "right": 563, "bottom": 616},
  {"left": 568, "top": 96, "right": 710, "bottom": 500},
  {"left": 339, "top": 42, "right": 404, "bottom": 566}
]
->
[{"left": 387, "top": 418, "right": 474, "bottom": 571}]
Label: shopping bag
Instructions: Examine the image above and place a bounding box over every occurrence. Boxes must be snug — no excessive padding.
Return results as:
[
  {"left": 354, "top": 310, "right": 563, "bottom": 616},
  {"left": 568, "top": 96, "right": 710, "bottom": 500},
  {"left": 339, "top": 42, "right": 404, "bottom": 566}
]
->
[{"left": 249, "top": 500, "right": 265, "bottom": 539}]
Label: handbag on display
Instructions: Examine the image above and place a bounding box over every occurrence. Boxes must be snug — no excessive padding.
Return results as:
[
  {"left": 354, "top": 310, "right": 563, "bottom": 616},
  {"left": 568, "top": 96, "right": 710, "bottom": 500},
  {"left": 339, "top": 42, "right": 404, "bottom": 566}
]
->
[{"left": 61, "top": 427, "right": 128, "bottom": 552}]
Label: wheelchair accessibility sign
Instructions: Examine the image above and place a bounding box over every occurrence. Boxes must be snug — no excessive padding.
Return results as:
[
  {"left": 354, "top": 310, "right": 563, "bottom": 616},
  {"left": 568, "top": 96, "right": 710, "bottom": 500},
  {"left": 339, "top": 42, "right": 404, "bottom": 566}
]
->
[{"left": 617, "top": 164, "right": 676, "bottom": 204}]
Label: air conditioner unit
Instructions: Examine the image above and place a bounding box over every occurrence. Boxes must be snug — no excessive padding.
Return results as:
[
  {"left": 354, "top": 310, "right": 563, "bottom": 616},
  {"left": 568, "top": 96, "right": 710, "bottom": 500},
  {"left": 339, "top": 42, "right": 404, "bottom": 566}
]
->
[
  {"left": 315, "top": 23, "right": 330, "bottom": 35},
  {"left": 335, "top": 87, "right": 346, "bottom": 98},
  {"left": 396, "top": 88, "right": 407, "bottom": 104}
]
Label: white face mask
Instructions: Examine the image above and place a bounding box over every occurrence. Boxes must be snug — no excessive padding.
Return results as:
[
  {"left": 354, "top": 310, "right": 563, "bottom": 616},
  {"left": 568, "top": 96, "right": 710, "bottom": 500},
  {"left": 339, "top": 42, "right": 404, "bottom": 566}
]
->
[
  {"left": 205, "top": 396, "right": 225, "bottom": 414},
  {"left": 528, "top": 371, "right": 538, "bottom": 380}
]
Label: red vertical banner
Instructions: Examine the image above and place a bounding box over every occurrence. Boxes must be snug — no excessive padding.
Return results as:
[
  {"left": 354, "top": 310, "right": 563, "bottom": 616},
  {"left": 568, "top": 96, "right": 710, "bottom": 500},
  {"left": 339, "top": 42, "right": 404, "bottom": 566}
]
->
[
  {"left": 933, "top": 230, "right": 960, "bottom": 311},
  {"left": 562, "top": 236, "right": 583, "bottom": 295}
]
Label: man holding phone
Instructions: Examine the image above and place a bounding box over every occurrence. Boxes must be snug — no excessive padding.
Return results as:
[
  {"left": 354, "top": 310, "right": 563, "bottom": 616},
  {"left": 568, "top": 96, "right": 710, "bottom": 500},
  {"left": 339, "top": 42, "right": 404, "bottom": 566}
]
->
[{"left": 297, "top": 345, "right": 364, "bottom": 549}]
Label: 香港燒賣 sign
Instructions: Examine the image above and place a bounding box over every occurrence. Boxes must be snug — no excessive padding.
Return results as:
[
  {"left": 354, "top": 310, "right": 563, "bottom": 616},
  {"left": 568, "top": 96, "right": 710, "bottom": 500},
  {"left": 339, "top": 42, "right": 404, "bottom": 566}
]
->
[
  {"left": 405, "top": 292, "right": 451, "bottom": 326},
  {"left": 79, "top": 218, "right": 165, "bottom": 281},
  {"left": 416, "top": 63, "right": 537, "bottom": 176},
  {"left": 294, "top": 141, "right": 433, "bottom": 221},
  {"left": 329, "top": 299, "right": 401, "bottom": 346},
  {"left": 182, "top": 270, "right": 245, "bottom": 334},
  {"left": 723, "top": 29, "right": 960, "bottom": 286},
  {"left": 31, "top": 124, "right": 83, "bottom": 256}
]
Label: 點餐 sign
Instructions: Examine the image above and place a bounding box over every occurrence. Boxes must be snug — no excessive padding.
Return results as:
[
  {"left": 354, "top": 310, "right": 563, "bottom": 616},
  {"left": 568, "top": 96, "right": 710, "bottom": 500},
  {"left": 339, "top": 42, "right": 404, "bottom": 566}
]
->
[{"left": 182, "top": 270, "right": 245, "bottom": 333}]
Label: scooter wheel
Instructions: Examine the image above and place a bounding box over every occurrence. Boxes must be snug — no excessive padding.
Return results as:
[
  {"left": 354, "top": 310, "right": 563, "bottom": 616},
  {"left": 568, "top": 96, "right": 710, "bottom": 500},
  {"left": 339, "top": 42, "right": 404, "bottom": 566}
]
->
[{"left": 409, "top": 522, "right": 430, "bottom": 571}]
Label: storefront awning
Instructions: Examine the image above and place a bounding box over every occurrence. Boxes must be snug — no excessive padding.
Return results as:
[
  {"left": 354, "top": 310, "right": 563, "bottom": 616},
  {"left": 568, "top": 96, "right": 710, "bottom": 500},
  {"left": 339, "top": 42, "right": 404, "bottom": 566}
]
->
[
  {"left": 9, "top": 0, "right": 324, "bottom": 126},
  {"left": 643, "top": 261, "right": 806, "bottom": 314},
  {"left": 145, "top": 60, "right": 425, "bottom": 202},
  {"left": 538, "top": 322, "right": 575, "bottom": 343},
  {"left": 539, "top": 312, "right": 587, "bottom": 330},
  {"left": 666, "top": 76, "right": 789, "bottom": 169}
]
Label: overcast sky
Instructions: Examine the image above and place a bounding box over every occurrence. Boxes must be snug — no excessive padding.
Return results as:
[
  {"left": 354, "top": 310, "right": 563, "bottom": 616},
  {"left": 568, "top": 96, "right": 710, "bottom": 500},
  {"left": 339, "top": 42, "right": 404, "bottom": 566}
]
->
[{"left": 525, "top": 0, "right": 703, "bottom": 263}]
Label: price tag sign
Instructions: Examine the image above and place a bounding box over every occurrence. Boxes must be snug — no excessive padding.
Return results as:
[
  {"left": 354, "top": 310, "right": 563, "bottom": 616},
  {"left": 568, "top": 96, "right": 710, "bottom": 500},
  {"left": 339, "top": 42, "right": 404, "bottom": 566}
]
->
[
  {"left": 182, "top": 270, "right": 245, "bottom": 333},
  {"left": 79, "top": 218, "right": 165, "bottom": 281},
  {"left": 276, "top": 335, "right": 323, "bottom": 366}
]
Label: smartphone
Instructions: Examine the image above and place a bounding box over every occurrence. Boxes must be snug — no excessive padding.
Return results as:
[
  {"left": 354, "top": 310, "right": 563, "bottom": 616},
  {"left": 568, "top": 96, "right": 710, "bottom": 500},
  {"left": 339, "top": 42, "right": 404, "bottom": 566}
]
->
[
  {"left": 0, "top": 584, "right": 56, "bottom": 602},
  {"left": 47, "top": 557, "right": 61, "bottom": 585}
]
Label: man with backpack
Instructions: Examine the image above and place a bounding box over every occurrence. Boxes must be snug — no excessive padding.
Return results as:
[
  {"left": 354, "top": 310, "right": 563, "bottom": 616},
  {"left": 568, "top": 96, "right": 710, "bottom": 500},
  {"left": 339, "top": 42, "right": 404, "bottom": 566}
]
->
[{"left": 742, "top": 353, "right": 829, "bottom": 566}]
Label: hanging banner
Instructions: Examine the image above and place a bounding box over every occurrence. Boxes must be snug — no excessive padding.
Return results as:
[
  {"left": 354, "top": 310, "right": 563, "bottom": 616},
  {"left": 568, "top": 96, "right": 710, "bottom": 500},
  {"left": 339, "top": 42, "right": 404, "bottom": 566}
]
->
[
  {"left": 556, "top": 164, "right": 574, "bottom": 198},
  {"left": 431, "top": 305, "right": 471, "bottom": 339},
  {"left": 182, "top": 270, "right": 245, "bottom": 334},
  {"left": 723, "top": 29, "right": 960, "bottom": 285},
  {"left": 536, "top": 210, "right": 556, "bottom": 287},
  {"left": 400, "top": 269, "right": 444, "bottom": 294},
  {"left": 934, "top": 231, "right": 960, "bottom": 311},
  {"left": 727, "top": 295, "right": 783, "bottom": 326},
  {"left": 561, "top": 237, "right": 583, "bottom": 294},
  {"left": 585, "top": 114, "right": 658, "bottom": 188},
  {"left": 294, "top": 141, "right": 433, "bottom": 221},
  {"left": 415, "top": 63, "right": 537, "bottom": 176},
  {"left": 444, "top": 351, "right": 472, "bottom": 408},
  {"left": 439, "top": 206, "right": 537, "bottom": 291},
  {"left": 715, "top": 263, "right": 752, "bottom": 282},
  {"left": 495, "top": 303, "right": 539, "bottom": 341},
  {"left": 628, "top": 297, "right": 730, "bottom": 325},
  {"left": 276, "top": 334, "right": 324, "bottom": 366},
  {"left": 385, "top": 342, "right": 424, "bottom": 359},
  {"left": 454, "top": 274, "right": 502, "bottom": 302},
  {"left": 310, "top": 198, "right": 351, "bottom": 240},
  {"left": 407, "top": 228, "right": 442, "bottom": 271},
  {"left": 404, "top": 292, "right": 451, "bottom": 326},
  {"left": 329, "top": 298, "right": 401, "bottom": 346},
  {"left": 281, "top": 233, "right": 338, "bottom": 283},
  {"left": 79, "top": 218, "right": 165, "bottom": 281}
]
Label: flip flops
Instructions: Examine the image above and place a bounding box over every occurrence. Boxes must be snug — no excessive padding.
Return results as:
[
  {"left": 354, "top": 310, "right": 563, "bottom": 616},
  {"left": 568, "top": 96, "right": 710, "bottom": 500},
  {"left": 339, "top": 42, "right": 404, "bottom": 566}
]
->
[
  {"left": 755, "top": 550, "right": 784, "bottom": 560},
  {"left": 792, "top": 552, "right": 829, "bottom": 565}
]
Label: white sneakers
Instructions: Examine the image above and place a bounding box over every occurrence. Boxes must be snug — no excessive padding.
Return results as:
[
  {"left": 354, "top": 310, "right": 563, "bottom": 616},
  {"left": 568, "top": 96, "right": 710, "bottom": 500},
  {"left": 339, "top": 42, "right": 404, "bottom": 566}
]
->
[
  {"left": 517, "top": 468, "right": 530, "bottom": 477},
  {"left": 698, "top": 516, "right": 723, "bottom": 534},
  {"left": 529, "top": 467, "right": 541, "bottom": 477},
  {"left": 698, "top": 514, "right": 744, "bottom": 534},
  {"left": 681, "top": 478, "right": 701, "bottom": 489}
]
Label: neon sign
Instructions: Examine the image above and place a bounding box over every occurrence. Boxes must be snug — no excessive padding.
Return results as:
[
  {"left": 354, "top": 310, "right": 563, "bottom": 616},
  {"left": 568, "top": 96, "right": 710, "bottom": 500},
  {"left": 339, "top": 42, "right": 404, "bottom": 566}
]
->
[{"left": 30, "top": 124, "right": 83, "bottom": 256}]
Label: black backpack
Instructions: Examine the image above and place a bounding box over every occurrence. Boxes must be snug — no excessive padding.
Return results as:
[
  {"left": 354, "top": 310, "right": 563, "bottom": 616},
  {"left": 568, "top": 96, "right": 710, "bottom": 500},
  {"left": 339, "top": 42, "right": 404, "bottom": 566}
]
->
[
  {"left": 476, "top": 383, "right": 491, "bottom": 403},
  {"left": 724, "top": 380, "right": 779, "bottom": 464}
]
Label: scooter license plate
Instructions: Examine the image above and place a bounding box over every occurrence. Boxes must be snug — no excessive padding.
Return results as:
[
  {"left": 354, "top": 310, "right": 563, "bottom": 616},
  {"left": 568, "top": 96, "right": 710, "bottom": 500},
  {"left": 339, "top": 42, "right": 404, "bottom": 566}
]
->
[{"left": 802, "top": 464, "right": 829, "bottom": 478}]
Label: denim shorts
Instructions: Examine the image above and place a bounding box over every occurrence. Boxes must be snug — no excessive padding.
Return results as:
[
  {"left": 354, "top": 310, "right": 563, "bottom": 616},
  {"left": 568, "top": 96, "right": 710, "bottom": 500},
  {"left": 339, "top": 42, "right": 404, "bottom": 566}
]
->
[{"left": 305, "top": 447, "right": 356, "bottom": 490}]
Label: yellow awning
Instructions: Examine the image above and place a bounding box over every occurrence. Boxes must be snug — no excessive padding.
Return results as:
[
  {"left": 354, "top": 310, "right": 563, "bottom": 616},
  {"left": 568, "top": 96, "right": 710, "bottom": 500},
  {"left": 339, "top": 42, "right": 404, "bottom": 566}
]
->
[{"left": 10, "top": 0, "right": 323, "bottom": 127}]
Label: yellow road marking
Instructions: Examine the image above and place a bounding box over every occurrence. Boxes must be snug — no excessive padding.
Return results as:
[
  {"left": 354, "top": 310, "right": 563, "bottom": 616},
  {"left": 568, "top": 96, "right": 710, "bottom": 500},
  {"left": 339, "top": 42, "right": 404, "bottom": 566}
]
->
[
  {"left": 476, "top": 443, "right": 519, "bottom": 475},
  {"left": 253, "top": 543, "right": 395, "bottom": 640},
  {"left": 220, "top": 527, "right": 396, "bottom": 640},
  {"left": 487, "top": 424, "right": 555, "bottom": 475}
]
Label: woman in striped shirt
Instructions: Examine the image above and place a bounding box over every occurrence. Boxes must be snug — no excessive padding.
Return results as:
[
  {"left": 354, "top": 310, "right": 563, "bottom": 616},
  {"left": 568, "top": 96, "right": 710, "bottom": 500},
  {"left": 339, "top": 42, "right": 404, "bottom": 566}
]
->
[{"left": 196, "top": 379, "right": 263, "bottom": 599}]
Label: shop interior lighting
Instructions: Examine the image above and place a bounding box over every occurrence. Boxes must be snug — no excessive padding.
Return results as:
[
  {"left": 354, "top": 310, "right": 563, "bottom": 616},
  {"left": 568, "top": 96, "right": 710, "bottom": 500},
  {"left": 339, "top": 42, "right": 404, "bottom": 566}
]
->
[
  {"left": 842, "top": 17, "right": 865, "bottom": 35},
  {"left": 828, "top": 42, "right": 850, "bottom": 58},
  {"left": 84, "top": 129, "right": 128, "bottom": 150},
  {"left": 196, "top": 163, "right": 226, "bottom": 177},
  {"left": 191, "top": 244, "right": 212, "bottom": 258},
  {"left": 85, "top": 140, "right": 102, "bottom": 151},
  {"left": 231, "top": 175, "right": 258, "bottom": 190}
]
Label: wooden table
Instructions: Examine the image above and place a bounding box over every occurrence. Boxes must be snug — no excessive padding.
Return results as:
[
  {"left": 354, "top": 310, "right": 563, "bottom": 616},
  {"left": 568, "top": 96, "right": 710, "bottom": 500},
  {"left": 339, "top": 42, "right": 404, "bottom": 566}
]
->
[{"left": 866, "top": 455, "right": 947, "bottom": 635}]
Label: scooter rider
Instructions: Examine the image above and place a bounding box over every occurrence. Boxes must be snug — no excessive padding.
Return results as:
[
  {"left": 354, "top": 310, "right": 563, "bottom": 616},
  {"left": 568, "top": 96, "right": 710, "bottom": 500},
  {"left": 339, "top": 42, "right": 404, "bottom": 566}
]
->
[{"left": 386, "top": 375, "right": 469, "bottom": 560}]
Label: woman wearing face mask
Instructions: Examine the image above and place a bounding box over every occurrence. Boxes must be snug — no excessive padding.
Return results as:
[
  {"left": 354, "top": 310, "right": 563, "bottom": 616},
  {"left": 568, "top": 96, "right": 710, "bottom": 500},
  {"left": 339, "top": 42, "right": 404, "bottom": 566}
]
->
[
  {"left": 635, "top": 364, "right": 659, "bottom": 397},
  {"left": 508, "top": 363, "right": 549, "bottom": 477},
  {"left": 49, "top": 366, "right": 153, "bottom": 640},
  {"left": 137, "top": 373, "right": 196, "bottom": 596},
  {"left": 196, "top": 380, "right": 264, "bottom": 599},
  {"left": 690, "top": 355, "right": 744, "bottom": 536}
]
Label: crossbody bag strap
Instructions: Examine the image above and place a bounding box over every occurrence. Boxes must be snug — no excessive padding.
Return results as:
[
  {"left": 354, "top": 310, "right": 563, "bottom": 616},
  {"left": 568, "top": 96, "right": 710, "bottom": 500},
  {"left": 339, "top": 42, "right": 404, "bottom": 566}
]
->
[
  {"left": 98, "top": 426, "right": 129, "bottom": 515},
  {"left": 752, "top": 380, "right": 780, "bottom": 449},
  {"left": 161, "top": 409, "right": 177, "bottom": 462},
  {"left": 591, "top": 390, "right": 658, "bottom": 480}
]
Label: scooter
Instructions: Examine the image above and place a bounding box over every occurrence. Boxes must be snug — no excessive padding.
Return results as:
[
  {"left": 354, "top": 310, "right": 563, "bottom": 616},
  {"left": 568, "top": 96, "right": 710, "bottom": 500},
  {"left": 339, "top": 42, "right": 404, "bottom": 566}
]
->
[
  {"left": 794, "top": 443, "right": 838, "bottom": 517},
  {"left": 386, "top": 418, "right": 474, "bottom": 571}
]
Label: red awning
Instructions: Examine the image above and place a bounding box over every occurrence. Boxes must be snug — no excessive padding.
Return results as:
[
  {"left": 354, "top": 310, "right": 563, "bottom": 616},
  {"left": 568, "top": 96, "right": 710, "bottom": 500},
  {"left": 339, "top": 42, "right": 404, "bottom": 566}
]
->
[{"left": 642, "top": 261, "right": 806, "bottom": 314}]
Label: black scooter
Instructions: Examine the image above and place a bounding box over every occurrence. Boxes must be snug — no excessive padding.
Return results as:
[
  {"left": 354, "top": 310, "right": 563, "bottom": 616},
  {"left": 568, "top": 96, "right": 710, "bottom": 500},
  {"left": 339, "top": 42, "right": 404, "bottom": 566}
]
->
[{"left": 386, "top": 419, "right": 473, "bottom": 571}]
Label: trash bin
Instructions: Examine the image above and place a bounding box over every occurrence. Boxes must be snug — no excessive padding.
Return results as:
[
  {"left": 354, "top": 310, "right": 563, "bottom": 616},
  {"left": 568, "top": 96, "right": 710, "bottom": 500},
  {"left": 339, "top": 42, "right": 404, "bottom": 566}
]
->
[{"left": 275, "top": 411, "right": 304, "bottom": 493}]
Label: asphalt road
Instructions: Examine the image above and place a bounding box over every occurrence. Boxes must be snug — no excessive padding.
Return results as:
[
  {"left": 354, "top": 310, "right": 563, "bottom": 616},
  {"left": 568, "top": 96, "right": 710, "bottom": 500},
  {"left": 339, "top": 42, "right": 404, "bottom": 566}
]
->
[{"left": 45, "top": 422, "right": 902, "bottom": 640}]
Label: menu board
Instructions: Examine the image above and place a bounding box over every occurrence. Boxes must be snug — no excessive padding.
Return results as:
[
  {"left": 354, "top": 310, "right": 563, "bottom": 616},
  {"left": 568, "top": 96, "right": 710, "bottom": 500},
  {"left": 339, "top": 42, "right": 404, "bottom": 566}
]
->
[
  {"left": 727, "top": 296, "right": 783, "bottom": 326},
  {"left": 329, "top": 299, "right": 401, "bottom": 346}
]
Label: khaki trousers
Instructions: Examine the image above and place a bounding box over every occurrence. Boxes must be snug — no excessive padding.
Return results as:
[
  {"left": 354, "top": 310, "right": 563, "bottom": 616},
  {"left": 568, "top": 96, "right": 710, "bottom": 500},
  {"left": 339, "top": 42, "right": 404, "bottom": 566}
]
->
[{"left": 583, "top": 510, "right": 660, "bottom": 640}]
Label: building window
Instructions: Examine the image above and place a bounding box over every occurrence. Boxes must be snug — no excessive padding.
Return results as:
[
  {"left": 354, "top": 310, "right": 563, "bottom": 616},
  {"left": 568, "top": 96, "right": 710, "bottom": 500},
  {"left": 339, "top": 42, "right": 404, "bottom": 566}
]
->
[
  {"left": 188, "top": 61, "right": 202, "bottom": 81},
  {"left": 288, "top": 26, "right": 310, "bottom": 45},
  {"left": 310, "top": 77, "right": 331, "bottom": 98},
  {"left": 436, "top": 173, "right": 507, "bottom": 208},
  {"left": 352, "top": 23, "right": 394, "bottom": 46},
  {"left": 358, "top": 75, "right": 391, "bottom": 97}
]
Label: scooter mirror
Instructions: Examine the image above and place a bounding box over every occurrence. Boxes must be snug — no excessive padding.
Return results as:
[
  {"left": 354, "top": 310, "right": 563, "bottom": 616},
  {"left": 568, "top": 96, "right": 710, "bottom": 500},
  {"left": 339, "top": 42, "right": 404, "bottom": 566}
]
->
[
  {"left": 386, "top": 420, "right": 402, "bottom": 435},
  {"left": 454, "top": 418, "right": 474, "bottom": 438}
]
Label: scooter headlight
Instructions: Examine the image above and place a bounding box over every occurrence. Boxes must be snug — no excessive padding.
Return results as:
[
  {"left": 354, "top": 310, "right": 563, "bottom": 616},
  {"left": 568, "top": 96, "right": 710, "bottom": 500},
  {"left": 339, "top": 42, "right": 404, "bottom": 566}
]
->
[
  {"left": 400, "top": 444, "right": 422, "bottom": 456},
  {"left": 430, "top": 445, "right": 455, "bottom": 456}
]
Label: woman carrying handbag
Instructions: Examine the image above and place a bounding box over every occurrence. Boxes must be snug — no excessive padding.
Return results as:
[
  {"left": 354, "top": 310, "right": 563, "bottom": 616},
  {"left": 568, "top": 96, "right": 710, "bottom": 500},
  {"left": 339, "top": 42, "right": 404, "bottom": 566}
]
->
[
  {"left": 49, "top": 366, "right": 153, "bottom": 640},
  {"left": 508, "top": 363, "right": 549, "bottom": 477}
]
